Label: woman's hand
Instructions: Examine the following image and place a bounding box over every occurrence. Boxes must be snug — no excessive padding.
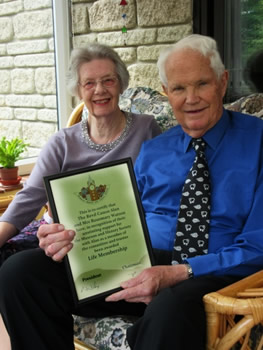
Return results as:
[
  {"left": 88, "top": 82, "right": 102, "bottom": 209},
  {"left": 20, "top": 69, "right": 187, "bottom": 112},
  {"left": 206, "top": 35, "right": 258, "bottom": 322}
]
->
[
  {"left": 37, "top": 223, "right": 75, "bottom": 262},
  {"left": 0, "top": 221, "right": 17, "bottom": 248},
  {"left": 106, "top": 264, "right": 188, "bottom": 304}
]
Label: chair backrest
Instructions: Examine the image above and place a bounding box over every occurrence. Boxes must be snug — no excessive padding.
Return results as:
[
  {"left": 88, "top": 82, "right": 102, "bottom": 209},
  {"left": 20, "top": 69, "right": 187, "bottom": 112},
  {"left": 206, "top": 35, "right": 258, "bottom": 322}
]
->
[
  {"left": 66, "top": 87, "right": 176, "bottom": 132},
  {"left": 66, "top": 92, "right": 263, "bottom": 132},
  {"left": 224, "top": 92, "right": 263, "bottom": 119},
  {"left": 67, "top": 102, "right": 85, "bottom": 127}
]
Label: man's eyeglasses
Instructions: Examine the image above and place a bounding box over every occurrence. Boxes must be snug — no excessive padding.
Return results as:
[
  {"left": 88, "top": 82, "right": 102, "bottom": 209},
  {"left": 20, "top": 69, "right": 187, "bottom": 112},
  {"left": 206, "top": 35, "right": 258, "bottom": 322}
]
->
[{"left": 78, "top": 76, "right": 118, "bottom": 91}]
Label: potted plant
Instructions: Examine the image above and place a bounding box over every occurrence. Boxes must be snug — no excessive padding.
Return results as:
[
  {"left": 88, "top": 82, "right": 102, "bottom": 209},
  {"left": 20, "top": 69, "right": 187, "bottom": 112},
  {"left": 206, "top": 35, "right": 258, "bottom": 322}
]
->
[{"left": 0, "top": 136, "right": 29, "bottom": 186}]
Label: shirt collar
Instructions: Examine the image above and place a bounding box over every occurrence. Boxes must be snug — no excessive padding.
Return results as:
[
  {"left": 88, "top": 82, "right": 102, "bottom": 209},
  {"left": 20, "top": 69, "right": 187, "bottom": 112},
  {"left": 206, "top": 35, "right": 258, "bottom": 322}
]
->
[{"left": 182, "top": 108, "right": 229, "bottom": 152}]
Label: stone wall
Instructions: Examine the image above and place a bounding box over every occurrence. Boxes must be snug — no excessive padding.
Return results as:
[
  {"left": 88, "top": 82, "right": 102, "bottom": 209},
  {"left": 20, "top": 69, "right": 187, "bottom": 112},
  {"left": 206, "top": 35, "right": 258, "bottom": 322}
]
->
[
  {"left": 0, "top": 0, "right": 57, "bottom": 159},
  {"left": 0, "top": 0, "right": 192, "bottom": 159},
  {"left": 72, "top": 0, "right": 192, "bottom": 93}
]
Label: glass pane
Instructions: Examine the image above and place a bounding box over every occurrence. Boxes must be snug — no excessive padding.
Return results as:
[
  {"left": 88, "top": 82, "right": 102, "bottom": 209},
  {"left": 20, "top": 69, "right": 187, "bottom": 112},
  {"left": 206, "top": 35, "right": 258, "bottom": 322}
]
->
[
  {"left": 226, "top": 0, "right": 263, "bottom": 101},
  {"left": 241, "top": 0, "right": 263, "bottom": 93}
]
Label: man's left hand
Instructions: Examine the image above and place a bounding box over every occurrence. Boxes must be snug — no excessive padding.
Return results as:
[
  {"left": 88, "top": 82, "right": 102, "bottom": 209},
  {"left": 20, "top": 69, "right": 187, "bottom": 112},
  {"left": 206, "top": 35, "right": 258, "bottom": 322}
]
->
[{"left": 105, "top": 264, "right": 188, "bottom": 304}]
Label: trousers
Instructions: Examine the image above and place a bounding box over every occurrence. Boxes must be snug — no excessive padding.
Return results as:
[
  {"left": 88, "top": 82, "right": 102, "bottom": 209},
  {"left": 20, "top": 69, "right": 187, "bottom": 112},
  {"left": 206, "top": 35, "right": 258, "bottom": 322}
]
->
[{"left": 0, "top": 248, "right": 241, "bottom": 350}]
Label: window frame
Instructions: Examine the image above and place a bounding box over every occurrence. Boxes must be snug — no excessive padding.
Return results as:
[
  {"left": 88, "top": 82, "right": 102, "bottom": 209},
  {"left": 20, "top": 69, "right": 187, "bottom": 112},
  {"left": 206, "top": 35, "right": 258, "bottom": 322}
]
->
[
  {"left": 52, "top": 0, "right": 72, "bottom": 129},
  {"left": 193, "top": 0, "right": 244, "bottom": 102},
  {"left": 18, "top": 1, "right": 72, "bottom": 174}
]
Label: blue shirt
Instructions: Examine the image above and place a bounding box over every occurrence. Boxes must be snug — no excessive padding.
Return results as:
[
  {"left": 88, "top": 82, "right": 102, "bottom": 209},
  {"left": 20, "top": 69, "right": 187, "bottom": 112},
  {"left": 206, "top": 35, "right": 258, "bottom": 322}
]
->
[{"left": 134, "top": 109, "right": 263, "bottom": 277}]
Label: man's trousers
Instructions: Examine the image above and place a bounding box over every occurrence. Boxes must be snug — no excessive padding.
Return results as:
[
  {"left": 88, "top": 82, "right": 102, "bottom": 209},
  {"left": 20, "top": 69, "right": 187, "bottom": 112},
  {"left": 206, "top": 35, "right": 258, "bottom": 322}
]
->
[{"left": 0, "top": 248, "right": 240, "bottom": 350}]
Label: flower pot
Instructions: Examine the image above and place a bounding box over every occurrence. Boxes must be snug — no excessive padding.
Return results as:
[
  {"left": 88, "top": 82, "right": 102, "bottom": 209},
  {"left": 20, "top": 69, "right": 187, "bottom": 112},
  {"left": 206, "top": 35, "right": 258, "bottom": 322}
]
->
[{"left": 0, "top": 167, "right": 21, "bottom": 186}]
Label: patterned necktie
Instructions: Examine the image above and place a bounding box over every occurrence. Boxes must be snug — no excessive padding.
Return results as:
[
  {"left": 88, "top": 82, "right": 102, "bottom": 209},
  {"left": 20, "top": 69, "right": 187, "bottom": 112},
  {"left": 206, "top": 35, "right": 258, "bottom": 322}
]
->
[{"left": 172, "top": 138, "right": 211, "bottom": 264}]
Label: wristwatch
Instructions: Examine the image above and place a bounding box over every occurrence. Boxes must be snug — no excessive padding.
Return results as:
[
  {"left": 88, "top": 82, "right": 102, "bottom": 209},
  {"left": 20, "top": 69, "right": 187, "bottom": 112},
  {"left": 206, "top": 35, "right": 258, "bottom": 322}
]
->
[{"left": 184, "top": 263, "right": 194, "bottom": 279}]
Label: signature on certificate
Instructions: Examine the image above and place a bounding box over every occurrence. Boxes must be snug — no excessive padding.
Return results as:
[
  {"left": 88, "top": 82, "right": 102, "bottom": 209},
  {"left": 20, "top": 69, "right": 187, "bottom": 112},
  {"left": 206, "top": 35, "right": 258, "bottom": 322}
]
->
[{"left": 81, "top": 281, "right": 100, "bottom": 293}]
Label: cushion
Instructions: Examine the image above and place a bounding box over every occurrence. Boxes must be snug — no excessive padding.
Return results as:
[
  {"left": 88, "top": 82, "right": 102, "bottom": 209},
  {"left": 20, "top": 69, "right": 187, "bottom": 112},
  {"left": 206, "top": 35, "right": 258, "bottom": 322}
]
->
[
  {"left": 119, "top": 87, "right": 177, "bottom": 131},
  {"left": 224, "top": 93, "right": 263, "bottom": 118},
  {"left": 73, "top": 315, "right": 138, "bottom": 350}
]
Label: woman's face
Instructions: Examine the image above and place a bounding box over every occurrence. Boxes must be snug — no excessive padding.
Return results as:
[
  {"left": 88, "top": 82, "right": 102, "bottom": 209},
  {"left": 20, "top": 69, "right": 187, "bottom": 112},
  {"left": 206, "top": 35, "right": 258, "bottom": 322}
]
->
[{"left": 78, "top": 59, "right": 121, "bottom": 118}]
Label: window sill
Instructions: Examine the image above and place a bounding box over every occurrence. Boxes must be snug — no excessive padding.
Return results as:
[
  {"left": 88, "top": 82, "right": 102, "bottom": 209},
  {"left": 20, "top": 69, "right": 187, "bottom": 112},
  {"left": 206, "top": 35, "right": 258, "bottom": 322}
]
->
[{"left": 17, "top": 158, "right": 37, "bottom": 176}]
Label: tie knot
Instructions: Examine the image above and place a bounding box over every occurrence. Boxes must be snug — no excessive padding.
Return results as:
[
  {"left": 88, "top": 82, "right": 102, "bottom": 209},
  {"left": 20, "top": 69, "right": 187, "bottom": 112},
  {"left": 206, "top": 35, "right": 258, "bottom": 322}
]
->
[{"left": 192, "top": 138, "right": 206, "bottom": 154}]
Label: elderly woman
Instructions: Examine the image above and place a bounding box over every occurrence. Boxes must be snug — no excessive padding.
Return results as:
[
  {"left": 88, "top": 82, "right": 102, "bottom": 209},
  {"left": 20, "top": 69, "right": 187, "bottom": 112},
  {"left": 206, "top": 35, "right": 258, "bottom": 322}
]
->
[
  {"left": 0, "top": 44, "right": 161, "bottom": 251},
  {"left": 0, "top": 44, "right": 161, "bottom": 350}
]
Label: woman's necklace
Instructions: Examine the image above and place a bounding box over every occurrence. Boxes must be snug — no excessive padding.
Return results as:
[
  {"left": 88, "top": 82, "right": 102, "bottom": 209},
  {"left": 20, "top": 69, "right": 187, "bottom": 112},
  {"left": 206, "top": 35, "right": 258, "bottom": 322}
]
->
[{"left": 81, "top": 112, "right": 132, "bottom": 152}]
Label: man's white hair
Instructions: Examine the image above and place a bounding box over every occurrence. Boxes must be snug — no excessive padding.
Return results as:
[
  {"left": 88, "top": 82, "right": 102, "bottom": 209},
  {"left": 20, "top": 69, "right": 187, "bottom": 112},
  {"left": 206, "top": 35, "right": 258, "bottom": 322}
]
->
[{"left": 157, "top": 34, "right": 226, "bottom": 87}]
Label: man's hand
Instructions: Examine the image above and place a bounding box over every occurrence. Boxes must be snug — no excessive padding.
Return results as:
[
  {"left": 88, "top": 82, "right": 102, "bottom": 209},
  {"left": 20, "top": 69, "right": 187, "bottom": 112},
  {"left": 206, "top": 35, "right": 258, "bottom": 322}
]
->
[
  {"left": 106, "top": 264, "right": 188, "bottom": 304},
  {"left": 37, "top": 223, "right": 75, "bottom": 262}
]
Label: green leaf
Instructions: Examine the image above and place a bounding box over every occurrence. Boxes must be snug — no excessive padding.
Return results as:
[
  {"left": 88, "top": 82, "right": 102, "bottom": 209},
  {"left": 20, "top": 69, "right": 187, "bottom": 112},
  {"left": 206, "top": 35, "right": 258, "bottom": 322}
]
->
[{"left": 0, "top": 137, "right": 29, "bottom": 168}]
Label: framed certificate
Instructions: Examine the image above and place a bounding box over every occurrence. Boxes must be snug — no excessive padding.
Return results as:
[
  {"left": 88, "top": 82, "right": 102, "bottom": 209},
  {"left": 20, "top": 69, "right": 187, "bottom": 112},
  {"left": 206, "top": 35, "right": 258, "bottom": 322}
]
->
[{"left": 44, "top": 158, "right": 154, "bottom": 305}]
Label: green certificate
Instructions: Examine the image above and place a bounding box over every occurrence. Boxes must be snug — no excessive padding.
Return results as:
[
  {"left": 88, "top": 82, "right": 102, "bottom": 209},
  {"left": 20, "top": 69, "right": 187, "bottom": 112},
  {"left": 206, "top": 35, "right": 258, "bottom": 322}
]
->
[{"left": 44, "top": 158, "right": 153, "bottom": 305}]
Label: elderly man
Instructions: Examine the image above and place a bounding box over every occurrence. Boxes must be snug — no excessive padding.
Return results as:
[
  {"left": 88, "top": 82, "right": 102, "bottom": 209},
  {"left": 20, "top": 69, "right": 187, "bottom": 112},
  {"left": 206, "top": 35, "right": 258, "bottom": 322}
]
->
[
  {"left": 1, "top": 34, "right": 263, "bottom": 350},
  {"left": 107, "top": 34, "right": 263, "bottom": 348}
]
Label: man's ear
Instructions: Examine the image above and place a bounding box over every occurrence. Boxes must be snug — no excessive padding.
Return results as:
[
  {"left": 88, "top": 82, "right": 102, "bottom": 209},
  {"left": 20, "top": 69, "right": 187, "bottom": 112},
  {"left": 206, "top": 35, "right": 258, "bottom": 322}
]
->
[{"left": 221, "top": 70, "right": 229, "bottom": 98}]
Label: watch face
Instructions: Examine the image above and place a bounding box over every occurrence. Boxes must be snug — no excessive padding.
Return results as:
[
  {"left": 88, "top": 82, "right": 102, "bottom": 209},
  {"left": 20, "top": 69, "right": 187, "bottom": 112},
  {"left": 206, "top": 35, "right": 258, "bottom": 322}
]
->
[{"left": 185, "top": 263, "right": 193, "bottom": 278}]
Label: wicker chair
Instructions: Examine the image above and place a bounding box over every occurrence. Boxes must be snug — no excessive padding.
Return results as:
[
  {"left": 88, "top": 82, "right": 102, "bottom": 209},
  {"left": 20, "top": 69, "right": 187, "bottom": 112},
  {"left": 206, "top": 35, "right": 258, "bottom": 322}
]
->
[
  {"left": 204, "top": 270, "right": 263, "bottom": 350},
  {"left": 66, "top": 101, "right": 85, "bottom": 127}
]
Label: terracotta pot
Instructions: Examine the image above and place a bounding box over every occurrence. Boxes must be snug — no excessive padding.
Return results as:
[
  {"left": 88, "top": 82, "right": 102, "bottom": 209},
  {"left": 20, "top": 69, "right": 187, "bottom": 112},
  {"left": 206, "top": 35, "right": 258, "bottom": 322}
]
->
[{"left": 0, "top": 167, "right": 19, "bottom": 185}]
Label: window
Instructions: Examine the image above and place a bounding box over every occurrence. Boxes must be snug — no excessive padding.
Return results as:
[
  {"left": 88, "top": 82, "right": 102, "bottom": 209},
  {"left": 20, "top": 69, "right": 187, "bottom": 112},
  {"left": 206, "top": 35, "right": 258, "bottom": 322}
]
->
[{"left": 193, "top": 0, "right": 263, "bottom": 102}]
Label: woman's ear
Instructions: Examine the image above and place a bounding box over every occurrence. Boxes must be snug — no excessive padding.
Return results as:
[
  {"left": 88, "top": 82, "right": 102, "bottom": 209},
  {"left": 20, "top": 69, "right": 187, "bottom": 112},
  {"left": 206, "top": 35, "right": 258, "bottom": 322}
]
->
[{"left": 162, "top": 84, "right": 168, "bottom": 96}]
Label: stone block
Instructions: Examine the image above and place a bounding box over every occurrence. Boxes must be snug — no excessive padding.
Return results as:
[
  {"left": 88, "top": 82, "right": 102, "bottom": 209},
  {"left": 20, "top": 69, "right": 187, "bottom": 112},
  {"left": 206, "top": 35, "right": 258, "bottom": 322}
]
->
[
  {"left": 7, "top": 39, "right": 48, "bottom": 55},
  {"left": 38, "top": 109, "right": 57, "bottom": 122},
  {"left": 24, "top": 0, "right": 51, "bottom": 10},
  {"left": 14, "top": 53, "right": 55, "bottom": 67},
  {"left": 72, "top": 4, "right": 89, "bottom": 34},
  {"left": 6, "top": 94, "right": 43, "bottom": 108},
  {"left": 22, "top": 121, "right": 56, "bottom": 148},
  {"left": 98, "top": 28, "right": 156, "bottom": 47},
  {"left": 115, "top": 47, "right": 136, "bottom": 63},
  {"left": 157, "top": 25, "right": 192, "bottom": 43},
  {"left": 0, "top": 70, "right": 10, "bottom": 93},
  {"left": 44, "top": 95, "right": 57, "bottom": 109},
  {"left": 73, "top": 34, "right": 98, "bottom": 48},
  {"left": 128, "top": 63, "right": 162, "bottom": 91},
  {"left": 11, "top": 69, "right": 35, "bottom": 94},
  {"left": 35, "top": 67, "right": 56, "bottom": 94},
  {"left": 0, "top": 120, "right": 22, "bottom": 140},
  {"left": 89, "top": 0, "right": 136, "bottom": 31},
  {"left": 137, "top": 45, "right": 170, "bottom": 61},
  {"left": 0, "top": 17, "right": 13, "bottom": 42},
  {"left": 0, "top": 56, "right": 13, "bottom": 68},
  {"left": 0, "top": 0, "right": 23, "bottom": 16},
  {"left": 13, "top": 9, "right": 53, "bottom": 40},
  {"left": 0, "top": 44, "right": 6, "bottom": 55},
  {"left": 72, "top": 0, "right": 94, "bottom": 3},
  {"left": 14, "top": 108, "right": 37, "bottom": 121},
  {"left": 137, "top": 0, "right": 192, "bottom": 26},
  {"left": 0, "top": 107, "right": 13, "bottom": 120},
  {"left": 0, "top": 96, "right": 5, "bottom": 106},
  {"left": 48, "top": 38, "right": 54, "bottom": 51}
]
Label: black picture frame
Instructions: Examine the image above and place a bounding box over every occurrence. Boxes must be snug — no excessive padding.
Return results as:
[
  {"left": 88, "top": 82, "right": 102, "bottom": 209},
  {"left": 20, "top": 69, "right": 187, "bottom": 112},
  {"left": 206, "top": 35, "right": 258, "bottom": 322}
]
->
[{"left": 44, "top": 158, "right": 154, "bottom": 306}]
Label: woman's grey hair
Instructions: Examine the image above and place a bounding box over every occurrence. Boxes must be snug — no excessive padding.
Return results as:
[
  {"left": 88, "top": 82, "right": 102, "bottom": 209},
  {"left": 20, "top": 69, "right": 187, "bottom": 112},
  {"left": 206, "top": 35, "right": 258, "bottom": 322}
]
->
[
  {"left": 67, "top": 43, "right": 129, "bottom": 96},
  {"left": 157, "top": 34, "right": 226, "bottom": 87}
]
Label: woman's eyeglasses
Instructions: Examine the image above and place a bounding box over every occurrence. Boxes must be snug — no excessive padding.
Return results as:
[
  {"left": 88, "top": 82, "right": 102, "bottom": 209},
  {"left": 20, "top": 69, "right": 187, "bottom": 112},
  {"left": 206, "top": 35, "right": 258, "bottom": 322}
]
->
[{"left": 78, "top": 76, "right": 118, "bottom": 91}]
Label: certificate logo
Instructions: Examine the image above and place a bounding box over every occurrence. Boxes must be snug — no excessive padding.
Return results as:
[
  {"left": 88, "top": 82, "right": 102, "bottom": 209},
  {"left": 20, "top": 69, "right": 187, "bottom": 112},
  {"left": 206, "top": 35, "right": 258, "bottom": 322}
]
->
[{"left": 78, "top": 176, "right": 108, "bottom": 203}]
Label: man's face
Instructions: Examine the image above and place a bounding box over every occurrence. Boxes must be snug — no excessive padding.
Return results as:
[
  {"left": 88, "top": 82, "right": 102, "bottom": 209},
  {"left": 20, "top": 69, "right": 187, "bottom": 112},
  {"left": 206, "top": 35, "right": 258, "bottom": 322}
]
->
[{"left": 163, "top": 49, "right": 228, "bottom": 138}]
